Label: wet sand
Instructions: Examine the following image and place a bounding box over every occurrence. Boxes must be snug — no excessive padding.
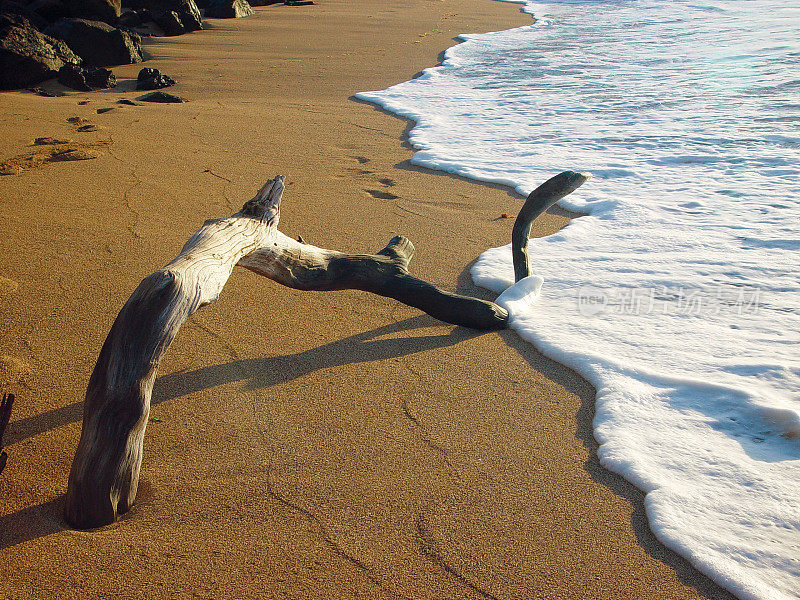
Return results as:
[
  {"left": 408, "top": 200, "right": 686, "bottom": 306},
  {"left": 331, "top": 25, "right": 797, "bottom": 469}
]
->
[{"left": 0, "top": 1, "right": 735, "bottom": 598}]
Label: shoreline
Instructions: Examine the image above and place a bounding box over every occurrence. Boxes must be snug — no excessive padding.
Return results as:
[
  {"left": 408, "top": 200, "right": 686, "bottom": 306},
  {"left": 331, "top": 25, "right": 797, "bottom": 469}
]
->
[{"left": 1, "top": 2, "right": 735, "bottom": 598}]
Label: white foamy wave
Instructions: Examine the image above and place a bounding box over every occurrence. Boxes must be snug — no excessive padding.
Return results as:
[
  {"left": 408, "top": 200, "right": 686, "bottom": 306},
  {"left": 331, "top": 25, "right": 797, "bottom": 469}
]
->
[{"left": 357, "top": 1, "right": 800, "bottom": 598}]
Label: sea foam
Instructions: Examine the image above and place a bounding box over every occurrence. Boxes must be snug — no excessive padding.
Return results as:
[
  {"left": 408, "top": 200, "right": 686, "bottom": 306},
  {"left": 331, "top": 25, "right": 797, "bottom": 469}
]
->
[{"left": 356, "top": 1, "right": 800, "bottom": 598}]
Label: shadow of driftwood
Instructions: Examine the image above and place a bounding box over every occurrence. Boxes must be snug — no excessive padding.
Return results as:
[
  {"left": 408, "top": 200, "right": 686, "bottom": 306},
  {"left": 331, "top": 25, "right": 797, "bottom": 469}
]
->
[
  {"left": 1, "top": 315, "right": 480, "bottom": 549},
  {"left": 5, "top": 316, "right": 478, "bottom": 446},
  {"left": 4, "top": 402, "right": 83, "bottom": 447},
  {"left": 0, "top": 496, "right": 65, "bottom": 550},
  {"left": 153, "top": 315, "right": 481, "bottom": 400}
]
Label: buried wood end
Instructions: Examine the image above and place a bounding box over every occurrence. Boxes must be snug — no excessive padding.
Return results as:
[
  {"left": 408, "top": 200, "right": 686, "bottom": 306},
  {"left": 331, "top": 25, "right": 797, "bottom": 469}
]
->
[{"left": 0, "top": 393, "right": 15, "bottom": 476}]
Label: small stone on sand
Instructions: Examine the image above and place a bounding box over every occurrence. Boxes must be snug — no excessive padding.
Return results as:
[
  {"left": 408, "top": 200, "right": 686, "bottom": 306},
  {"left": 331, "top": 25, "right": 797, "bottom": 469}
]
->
[{"left": 137, "top": 91, "right": 186, "bottom": 103}]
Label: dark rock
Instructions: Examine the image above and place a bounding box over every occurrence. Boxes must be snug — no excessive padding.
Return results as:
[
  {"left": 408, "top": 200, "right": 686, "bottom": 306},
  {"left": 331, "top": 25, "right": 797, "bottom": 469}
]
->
[
  {"left": 0, "top": 7, "right": 46, "bottom": 31},
  {"left": 71, "top": 0, "right": 122, "bottom": 23},
  {"left": 284, "top": 0, "right": 314, "bottom": 5},
  {"left": 57, "top": 64, "right": 92, "bottom": 90},
  {"left": 116, "top": 98, "right": 140, "bottom": 105},
  {"left": 205, "top": 0, "right": 252, "bottom": 19},
  {"left": 29, "top": 0, "right": 121, "bottom": 25},
  {"left": 57, "top": 63, "right": 116, "bottom": 90},
  {"left": 248, "top": 0, "right": 282, "bottom": 5},
  {"left": 117, "top": 9, "right": 143, "bottom": 27},
  {"left": 86, "top": 67, "right": 115, "bottom": 88},
  {"left": 0, "top": 20, "right": 81, "bottom": 89},
  {"left": 27, "top": 86, "right": 64, "bottom": 96},
  {"left": 135, "top": 66, "right": 175, "bottom": 90},
  {"left": 151, "top": 9, "right": 183, "bottom": 34},
  {"left": 121, "top": 0, "right": 149, "bottom": 8},
  {"left": 125, "top": 0, "right": 201, "bottom": 33},
  {"left": 96, "top": 106, "right": 115, "bottom": 113},
  {"left": 137, "top": 90, "right": 184, "bottom": 102},
  {"left": 66, "top": 0, "right": 122, "bottom": 24},
  {"left": 23, "top": 0, "right": 70, "bottom": 23},
  {"left": 171, "top": 0, "right": 202, "bottom": 31},
  {"left": 45, "top": 18, "right": 142, "bottom": 66}
]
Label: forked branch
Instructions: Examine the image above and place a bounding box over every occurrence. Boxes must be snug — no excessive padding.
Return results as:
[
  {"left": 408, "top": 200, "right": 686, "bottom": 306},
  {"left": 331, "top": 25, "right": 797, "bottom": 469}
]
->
[
  {"left": 238, "top": 232, "right": 508, "bottom": 329},
  {"left": 64, "top": 171, "right": 589, "bottom": 529}
]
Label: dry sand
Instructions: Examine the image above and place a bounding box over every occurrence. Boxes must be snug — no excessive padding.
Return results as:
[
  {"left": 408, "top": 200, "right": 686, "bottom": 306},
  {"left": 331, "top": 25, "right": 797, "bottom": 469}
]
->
[{"left": 0, "top": 1, "right": 735, "bottom": 598}]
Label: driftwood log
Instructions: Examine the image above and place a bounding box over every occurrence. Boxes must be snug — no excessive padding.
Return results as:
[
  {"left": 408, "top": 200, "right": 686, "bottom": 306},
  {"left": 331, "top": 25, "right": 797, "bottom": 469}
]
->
[
  {"left": 64, "top": 171, "right": 589, "bottom": 529},
  {"left": 0, "top": 392, "right": 13, "bottom": 475}
]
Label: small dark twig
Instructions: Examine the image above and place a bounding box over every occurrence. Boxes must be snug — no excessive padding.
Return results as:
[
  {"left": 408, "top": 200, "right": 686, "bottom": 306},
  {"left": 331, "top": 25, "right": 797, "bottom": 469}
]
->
[
  {"left": 203, "top": 168, "right": 232, "bottom": 183},
  {"left": 0, "top": 393, "right": 14, "bottom": 475}
]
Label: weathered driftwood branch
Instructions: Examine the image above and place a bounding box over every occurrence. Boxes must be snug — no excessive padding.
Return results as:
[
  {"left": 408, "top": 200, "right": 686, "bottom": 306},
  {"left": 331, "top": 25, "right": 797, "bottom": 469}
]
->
[
  {"left": 512, "top": 171, "right": 592, "bottom": 282},
  {"left": 64, "top": 177, "right": 285, "bottom": 529},
  {"left": 238, "top": 232, "right": 508, "bottom": 329},
  {"left": 64, "top": 171, "right": 588, "bottom": 529},
  {"left": 0, "top": 392, "right": 14, "bottom": 475}
]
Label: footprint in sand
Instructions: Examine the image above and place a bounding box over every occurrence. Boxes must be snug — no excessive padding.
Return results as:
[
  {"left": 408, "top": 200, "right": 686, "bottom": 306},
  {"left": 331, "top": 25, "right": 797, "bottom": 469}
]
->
[
  {"left": 0, "top": 355, "right": 31, "bottom": 388},
  {"left": 49, "top": 148, "right": 102, "bottom": 161},
  {"left": 67, "top": 116, "right": 101, "bottom": 132},
  {"left": 364, "top": 189, "right": 399, "bottom": 200},
  {"left": 378, "top": 177, "right": 396, "bottom": 186},
  {"left": 0, "top": 136, "right": 107, "bottom": 175},
  {"left": 34, "top": 137, "right": 70, "bottom": 145}
]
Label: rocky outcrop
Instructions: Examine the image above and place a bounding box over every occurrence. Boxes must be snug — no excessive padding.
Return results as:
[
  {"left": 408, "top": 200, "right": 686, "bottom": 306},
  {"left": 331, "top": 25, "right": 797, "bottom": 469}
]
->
[
  {"left": 57, "top": 64, "right": 116, "bottom": 90},
  {"left": 116, "top": 7, "right": 148, "bottom": 27},
  {"left": 167, "top": 0, "right": 201, "bottom": 29},
  {"left": 150, "top": 8, "right": 182, "bottom": 34},
  {"left": 0, "top": 15, "right": 81, "bottom": 89},
  {"left": 205, "top": 0, "right": 253, "bottom": 19},
  {"left": 23, "top": 0, "right": 121, "bottom": 25},
  {"left": 63, "top": 0, "right": 121, "bottom": 24},
  {"left": 122, "top": 0, "right": 202, "bottom": 34},
  {"left": 45, "top": 18, "right": 142, "bottom": 66},
  {"left": 0, "top": 2, "right": 48, "bottom": 29}
]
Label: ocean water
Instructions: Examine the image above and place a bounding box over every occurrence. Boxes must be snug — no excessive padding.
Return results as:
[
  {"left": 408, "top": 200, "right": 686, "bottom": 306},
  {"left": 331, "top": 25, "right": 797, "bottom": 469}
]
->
[{"left": 355, "top": 1, "right": 800, "bottom": 599}]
